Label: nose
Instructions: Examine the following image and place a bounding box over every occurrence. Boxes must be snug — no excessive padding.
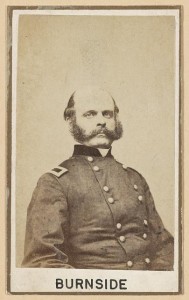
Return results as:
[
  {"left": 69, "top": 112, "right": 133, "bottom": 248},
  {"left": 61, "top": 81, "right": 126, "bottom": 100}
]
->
[
  {"left": 96, "top": 113, "right": 106, "bottom": 127},
  {"left": 97, "top": 121, "right": 106, "bottom": 128}
]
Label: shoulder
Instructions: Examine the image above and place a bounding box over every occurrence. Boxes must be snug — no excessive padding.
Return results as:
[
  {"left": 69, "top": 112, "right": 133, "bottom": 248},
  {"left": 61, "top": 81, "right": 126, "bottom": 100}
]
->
[
  {"left": 45, "top": 158, "right": 73, "bottom": 178},
  {"left": 126, "top": 167, "right": 150, "bottom": 193},
  {"left": 126, "top": 167, "right": 145, "bottom": 180},
  {"left": 123, "top": 166, "right": 148, "bottom": 187},
  {"left": 36, "top": 159, "right": 72, "bottom": 187},
  {"left": 114, "top": 158, "right": 146, "bottom": 182},
  {"left": 114, "top": 157, "right": 148, "bottom": 186}
]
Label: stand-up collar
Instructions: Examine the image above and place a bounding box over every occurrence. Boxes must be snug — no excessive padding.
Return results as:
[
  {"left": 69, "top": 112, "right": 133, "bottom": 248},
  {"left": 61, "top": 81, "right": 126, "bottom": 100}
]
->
[{"left": 72, "top": 144, "right": 113, "bottom": 157}]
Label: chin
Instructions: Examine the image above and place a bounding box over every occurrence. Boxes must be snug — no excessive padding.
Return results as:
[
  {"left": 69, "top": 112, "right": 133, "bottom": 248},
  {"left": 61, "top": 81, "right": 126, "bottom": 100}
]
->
[{"left": 88, "top": 137, "right": 112, "bottom": 149}]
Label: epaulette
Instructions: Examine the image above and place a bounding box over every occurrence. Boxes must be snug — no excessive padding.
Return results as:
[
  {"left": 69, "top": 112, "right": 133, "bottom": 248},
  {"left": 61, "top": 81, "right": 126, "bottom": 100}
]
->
[{"left": 48, "top": 165, "right": 68, "bottom": 178}]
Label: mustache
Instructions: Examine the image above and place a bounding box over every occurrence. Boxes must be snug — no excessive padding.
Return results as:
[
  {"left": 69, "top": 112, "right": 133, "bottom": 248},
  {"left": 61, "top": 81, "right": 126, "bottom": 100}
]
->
[
  {"left": 88, "top": 128, "right": 112, "bottom": 138},
  {"left": 69, "top": 118, "right": 123, "bottom": 143}
]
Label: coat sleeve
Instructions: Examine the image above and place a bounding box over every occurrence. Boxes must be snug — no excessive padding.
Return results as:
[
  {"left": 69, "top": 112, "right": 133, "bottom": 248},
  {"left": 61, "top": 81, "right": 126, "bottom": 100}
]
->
[
  {"left": 144, "top": 180, "right": 174, "bottom": 270},
  {"left": 22, "top": 173, "right": 73, "bottom": 268}
]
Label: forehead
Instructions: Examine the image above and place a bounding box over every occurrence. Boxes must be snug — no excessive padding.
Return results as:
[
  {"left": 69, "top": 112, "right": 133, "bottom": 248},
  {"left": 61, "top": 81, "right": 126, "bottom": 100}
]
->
[{"left": 74, "top": 88, "right": 114, "bottom": 113}]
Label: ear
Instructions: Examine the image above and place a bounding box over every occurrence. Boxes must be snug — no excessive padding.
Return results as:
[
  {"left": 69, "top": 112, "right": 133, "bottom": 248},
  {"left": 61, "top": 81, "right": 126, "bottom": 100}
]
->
[{"left": 66, "top": 117, "right": 72, "bottom": 125}]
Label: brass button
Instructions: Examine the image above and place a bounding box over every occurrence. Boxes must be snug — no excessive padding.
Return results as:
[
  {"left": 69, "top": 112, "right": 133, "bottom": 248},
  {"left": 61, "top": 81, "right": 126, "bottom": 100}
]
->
[
  {"left": 122, "top": 165, "right": 127, "bottom": 169},
  {"left": 144, "top": 219, "right": 148, "bottom": 226},
  {"left": 93, "top": 166, "right": 100, "bottom": 171},
  {"left": 134, "top": 184, "right": 138, "bottom": 190},
  {"left": 108, "top": 197, "right": 114, "bottom": 204},
  {"left": 127, "top": 260, "right": 133, "bottom": 267},
  {"left": 145, "top": 258, "right": 151, "bottom": 264},
  {"left": 87, "top": 156, "right": 93, "bottom": 162},
  {"left": 116, "top": 223, "right": 122, "bottom": 229},
  {"left": 143, "top": 233, "right": 147, "bottom": 239},
  {"left": 138, "top": 195, "right": 143, "bottom": 201},
  {"left": 119, "top": 236, "right": 126, "bottom": 242},
  {"left": 103, "top": 186, "right": 109, "bottom": 192}
]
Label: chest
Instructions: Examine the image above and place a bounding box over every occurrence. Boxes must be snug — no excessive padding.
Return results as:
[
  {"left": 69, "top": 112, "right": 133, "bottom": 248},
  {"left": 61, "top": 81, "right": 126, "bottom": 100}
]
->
[{"left": 61, "top": 158, "right": 148, "bottom": 228}]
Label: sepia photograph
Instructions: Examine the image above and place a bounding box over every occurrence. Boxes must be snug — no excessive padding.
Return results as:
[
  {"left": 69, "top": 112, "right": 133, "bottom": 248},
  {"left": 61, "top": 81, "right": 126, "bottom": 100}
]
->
[{"left": 7, "top": 6, "right": 181, "bottom": 294}]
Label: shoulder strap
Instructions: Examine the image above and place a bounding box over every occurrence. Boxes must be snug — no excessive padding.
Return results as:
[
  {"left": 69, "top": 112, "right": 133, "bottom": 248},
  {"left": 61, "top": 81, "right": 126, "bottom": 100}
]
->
[{"left": 48, "top": 166, "right": 68, "bottom": 178}]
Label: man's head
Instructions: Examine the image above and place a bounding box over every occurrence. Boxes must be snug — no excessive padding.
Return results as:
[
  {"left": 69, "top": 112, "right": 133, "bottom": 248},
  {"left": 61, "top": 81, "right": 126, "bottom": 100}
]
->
[{"left": 64, "top": 87, "right": 123, "bottom": 148}]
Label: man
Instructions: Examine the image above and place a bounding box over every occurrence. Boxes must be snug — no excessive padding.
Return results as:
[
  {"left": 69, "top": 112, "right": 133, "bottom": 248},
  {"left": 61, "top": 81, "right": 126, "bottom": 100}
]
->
[{"left": 22, "top": 87, "right": 174, "bottom": 270}]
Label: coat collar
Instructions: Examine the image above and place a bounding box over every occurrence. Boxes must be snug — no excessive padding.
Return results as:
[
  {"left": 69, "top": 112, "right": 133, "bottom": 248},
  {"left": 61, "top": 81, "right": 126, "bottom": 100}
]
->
[{"left": 72, "top": 144, "right": 113, "bottom": 157}]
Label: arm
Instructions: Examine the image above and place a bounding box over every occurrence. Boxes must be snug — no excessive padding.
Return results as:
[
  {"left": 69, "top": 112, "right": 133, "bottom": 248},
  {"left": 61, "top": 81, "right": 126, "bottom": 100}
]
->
[
  {"left": 22, "top": 173, "right": 73, "bottom": 268},
  {"left": 144, "top": 181, "right": 174, "bottom": 271}
]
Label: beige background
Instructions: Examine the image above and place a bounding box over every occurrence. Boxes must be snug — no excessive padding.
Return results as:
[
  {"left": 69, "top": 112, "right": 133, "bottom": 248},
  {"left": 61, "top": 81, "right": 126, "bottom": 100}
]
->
[
  {"left": 16, "top": 13, "right": 175, "bottom": 267},
  {"left": 0, "top": 0, "right": 187, "bottom": 299}
]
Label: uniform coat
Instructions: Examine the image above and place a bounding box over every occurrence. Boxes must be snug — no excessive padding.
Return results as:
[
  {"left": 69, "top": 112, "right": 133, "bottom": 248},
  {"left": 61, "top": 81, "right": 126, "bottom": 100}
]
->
[{"left": 22, "top": 145, "right": 174, "bottom": 270}]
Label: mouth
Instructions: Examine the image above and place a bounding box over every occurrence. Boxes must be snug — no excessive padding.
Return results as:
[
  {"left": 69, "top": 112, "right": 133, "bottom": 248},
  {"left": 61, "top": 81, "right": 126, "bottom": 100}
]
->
[{"left": 97, "top": 132, "right": 106, "bottom": 137}]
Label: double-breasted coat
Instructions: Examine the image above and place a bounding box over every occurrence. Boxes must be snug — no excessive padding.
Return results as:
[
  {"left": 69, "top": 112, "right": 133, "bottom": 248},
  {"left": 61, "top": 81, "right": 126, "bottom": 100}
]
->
[{"left": 22, "top": 145, "right": 174, "bottom": 270}]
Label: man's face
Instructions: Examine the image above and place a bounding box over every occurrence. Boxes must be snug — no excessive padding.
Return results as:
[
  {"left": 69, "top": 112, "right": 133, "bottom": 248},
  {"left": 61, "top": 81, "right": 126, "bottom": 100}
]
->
[{"left": 68, "top": 88, "right": 123, "bottom": 148}]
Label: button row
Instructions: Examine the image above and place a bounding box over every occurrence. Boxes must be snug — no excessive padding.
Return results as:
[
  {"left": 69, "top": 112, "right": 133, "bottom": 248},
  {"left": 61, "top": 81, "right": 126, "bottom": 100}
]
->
[
  {"left": 117, "top": 221, "right": 147, "bottom": 231},
  {"left": 88, "top": 158, "right": 144, "bottom": 204},
  {"left": 87, "top": 159, "right": 114, "bottom": 204},
  {"left": 119, "top": 233, "right": 148, "bottom": 242},
  {"left": 133, "top": 183, "right": 143, "bottom": 203},
  {"left": 104, "top": 185, "right": 143, "bottom": 204},
  {"left": 127, "top": 258, "right": 151, "bottom": 268},
  {"left": 87, "top": 157, "right": 100, "bottom": 172}
]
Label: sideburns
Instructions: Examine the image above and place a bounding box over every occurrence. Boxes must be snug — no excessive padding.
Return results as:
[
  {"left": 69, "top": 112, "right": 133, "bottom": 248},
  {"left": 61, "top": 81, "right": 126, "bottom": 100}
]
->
[{"left": 69, "top": 115, "right": 123, "bottom": 143}]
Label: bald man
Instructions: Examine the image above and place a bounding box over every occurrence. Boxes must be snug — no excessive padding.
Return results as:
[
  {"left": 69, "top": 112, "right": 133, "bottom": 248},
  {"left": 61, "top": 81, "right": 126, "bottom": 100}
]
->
[{"left": 22, "top": 87, "right": 174, "bottom": 270}]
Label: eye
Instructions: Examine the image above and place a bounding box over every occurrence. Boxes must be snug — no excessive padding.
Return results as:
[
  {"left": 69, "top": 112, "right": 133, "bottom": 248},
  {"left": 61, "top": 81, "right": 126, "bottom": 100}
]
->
[
  {"left": 83, "top": 111, "right": 96, "bottom": 118},
  {"left": 103, "top": 111, "right": 114, "bottom": 118}
]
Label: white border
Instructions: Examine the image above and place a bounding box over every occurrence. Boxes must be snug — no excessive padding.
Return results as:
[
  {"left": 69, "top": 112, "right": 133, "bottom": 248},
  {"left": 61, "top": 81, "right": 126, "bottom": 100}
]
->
[{"left": 11, "top": 8, "right": 180, "bottom": 293}]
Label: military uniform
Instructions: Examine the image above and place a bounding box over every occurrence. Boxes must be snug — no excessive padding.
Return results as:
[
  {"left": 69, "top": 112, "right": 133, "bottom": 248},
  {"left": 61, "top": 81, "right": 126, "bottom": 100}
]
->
[{"left": 22, "top": 145, "right": 174, "bottom": 270}]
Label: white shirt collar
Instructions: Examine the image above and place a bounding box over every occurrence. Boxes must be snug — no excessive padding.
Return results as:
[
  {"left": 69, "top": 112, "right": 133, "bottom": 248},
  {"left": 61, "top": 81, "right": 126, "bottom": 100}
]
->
[{"left": 97, "top": 148, "right": 110, "bottom": 157}]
